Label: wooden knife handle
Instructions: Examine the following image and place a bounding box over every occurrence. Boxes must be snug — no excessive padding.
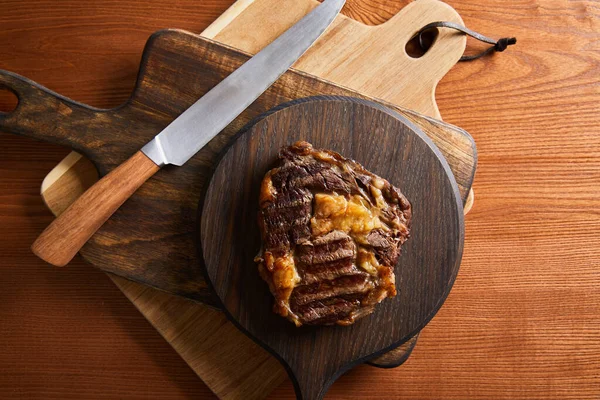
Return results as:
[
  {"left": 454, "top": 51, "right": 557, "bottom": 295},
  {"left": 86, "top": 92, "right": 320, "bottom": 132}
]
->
[{"left": 32, "top": 150, "right": 160, "bottom": 267}]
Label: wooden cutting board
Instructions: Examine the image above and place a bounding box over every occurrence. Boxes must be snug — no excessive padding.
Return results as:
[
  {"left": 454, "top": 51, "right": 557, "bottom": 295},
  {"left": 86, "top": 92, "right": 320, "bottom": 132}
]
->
[
  {"left": 11, "top": 0, "right": 472, "bottom": 398},
  {"left": 0, "top": 32, "right": 474, "bottom": 301},
  {"left": 202, "top": 96, "right": 465, "bottom": 399}
]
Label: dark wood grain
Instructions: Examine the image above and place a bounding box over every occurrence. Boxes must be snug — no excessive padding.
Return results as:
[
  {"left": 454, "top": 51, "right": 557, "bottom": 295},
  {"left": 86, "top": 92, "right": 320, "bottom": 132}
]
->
[
  {"left": 4, "top": 0, "right": 598, "bottom": 399},
  {"left": 0, "top": 32, "right": 475, "bottom": 304},
  {"left": 201, "top": 97, "right": 465, "bottom": 400}
]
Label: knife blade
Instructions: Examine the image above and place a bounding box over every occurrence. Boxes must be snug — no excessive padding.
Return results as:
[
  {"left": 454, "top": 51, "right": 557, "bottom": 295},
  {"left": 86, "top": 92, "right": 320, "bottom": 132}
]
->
[
  {"left": 143, "top": 0, "right": 346, "bottom": 167},
  {"left": 32, "top": 0, "right": 346, "bottom": 267}
]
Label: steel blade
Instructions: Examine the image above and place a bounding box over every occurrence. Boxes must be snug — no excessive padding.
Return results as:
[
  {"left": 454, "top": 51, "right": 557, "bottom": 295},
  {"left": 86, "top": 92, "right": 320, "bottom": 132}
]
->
[{"left": 142, "top": 0, "right": 346, "bottom": 166}]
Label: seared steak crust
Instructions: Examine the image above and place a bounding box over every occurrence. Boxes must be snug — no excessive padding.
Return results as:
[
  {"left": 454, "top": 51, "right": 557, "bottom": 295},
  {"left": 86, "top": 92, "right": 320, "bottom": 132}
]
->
[{"left": 255, "top": 142, "right": 411, "bottom": 326}]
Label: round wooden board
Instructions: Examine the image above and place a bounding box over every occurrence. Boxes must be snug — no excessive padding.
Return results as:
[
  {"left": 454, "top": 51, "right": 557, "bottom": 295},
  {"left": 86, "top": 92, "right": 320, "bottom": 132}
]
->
[{"left": 200, "top": 96, "right": 464, "bottom": 400}]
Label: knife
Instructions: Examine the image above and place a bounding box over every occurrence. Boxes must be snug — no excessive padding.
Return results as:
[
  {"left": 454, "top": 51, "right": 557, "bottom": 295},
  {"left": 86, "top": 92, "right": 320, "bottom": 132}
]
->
[{"left": 32, "top": 0, "right": 346, "bottom": 267}]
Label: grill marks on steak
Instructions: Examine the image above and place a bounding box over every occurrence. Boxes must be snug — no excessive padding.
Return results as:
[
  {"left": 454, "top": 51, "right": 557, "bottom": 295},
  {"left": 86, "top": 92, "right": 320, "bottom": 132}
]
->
[
  {"left": 260, "top": 186, "right": 312, "bottom": 250},
  {"left": 256, "top": 141, "right": 411, "bottom": 326},
  {"left": 296, "top": 231, "right": 355, "bottom": 265}
]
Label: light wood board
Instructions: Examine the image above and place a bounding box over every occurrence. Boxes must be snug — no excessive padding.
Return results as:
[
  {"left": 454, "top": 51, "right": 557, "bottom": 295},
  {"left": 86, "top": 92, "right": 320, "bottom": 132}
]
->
[{"left": 37, "top": 0, "right": 468, "bottom": 398}]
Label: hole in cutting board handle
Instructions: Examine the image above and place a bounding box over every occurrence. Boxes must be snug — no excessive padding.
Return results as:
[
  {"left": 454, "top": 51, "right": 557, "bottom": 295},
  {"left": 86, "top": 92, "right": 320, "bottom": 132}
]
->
[
  {"left": 0, "top": 87, "right": 18, "bottom": 114},
  {"left": 405, "top": 27, "right": 438, "bottom": 58}
]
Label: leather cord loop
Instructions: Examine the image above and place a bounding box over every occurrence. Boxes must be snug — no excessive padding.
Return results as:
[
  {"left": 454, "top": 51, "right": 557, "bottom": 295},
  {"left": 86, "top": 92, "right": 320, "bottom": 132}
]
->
[{"left": 417, "top": 21, "right": 517, "bottom": 62}]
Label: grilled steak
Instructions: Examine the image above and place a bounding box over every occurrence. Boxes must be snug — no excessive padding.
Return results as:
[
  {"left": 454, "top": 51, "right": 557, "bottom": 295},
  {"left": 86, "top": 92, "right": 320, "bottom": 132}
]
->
[{"left": 255, "top": 141, "right": 411, "bottom": 326}]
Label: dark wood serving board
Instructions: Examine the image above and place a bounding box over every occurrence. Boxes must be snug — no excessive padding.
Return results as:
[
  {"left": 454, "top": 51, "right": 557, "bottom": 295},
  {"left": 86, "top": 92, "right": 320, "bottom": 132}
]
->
[
  {"left": 0, "top": 31, "right": 475, "bottom": 305},
  {"left": 201, "top": 96, "right": 464, "bottom": 400}
]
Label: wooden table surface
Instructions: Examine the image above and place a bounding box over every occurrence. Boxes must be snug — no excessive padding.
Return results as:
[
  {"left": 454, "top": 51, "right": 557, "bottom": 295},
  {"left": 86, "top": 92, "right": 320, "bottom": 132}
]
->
[{"left": 1, "top": 0, "right": 598, "bottom": 399}]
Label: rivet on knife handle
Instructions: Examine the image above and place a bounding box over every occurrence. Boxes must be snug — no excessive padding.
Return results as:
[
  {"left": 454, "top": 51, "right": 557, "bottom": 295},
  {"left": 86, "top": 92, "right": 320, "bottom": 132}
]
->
[
  {"left": 31, "top": 151, "right": 159, "bottom": 266},
  {"left": 30, "top": 0, "right": 345, "bottom": 266}
]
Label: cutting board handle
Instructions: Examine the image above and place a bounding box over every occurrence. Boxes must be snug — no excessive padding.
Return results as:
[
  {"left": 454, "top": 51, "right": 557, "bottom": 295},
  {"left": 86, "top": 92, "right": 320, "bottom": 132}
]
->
[
  {"left": 0, "top": 69, "right": 99, "bottom": 151},
  {"left": 0, "top": 70, "right": 32, "bottom": 132}
]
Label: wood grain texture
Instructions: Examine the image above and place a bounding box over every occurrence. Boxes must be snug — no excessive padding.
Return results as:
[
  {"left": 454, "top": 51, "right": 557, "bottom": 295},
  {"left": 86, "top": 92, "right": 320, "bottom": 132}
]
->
[
  {"left": 40, "top": 153, "right": 100, "bottom": 216},
  {"left": 0, "top": 18, "right": 474, "bottom": 385},
  {"left": 16, "top": 0, "right": 469, "bottom": 392},
  {"left": 1, "top": 1, "right": 599, "bottom": 400},
  {"left": 32, "top": 150, "right": 159, "bottom": 267},
  {"left": 113, "top": 278, "right": 287, "bottom": 400},
  {"left": 34, "top": 0, "right": 472, "bottom": 375},
  {"left": 341, "top": 0, "right": 409, "bottom": 24},
  {"left": 201, "top": 96, "right": 464, "bottom": 399},
  {"left": 0, "top": 33, "right": 475, "bottom": 302},
  {"left": 213, "top": 0, "right": 466, "bottom": 119},
  {"left": 0, "top": 136, "right": 218, "bottom": 399}
]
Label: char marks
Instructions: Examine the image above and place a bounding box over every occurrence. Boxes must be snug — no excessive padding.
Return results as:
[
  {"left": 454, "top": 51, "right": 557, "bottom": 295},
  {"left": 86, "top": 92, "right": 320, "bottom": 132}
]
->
[{"left": 256, "top": 141, "right": 411, "bottom": 326}]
